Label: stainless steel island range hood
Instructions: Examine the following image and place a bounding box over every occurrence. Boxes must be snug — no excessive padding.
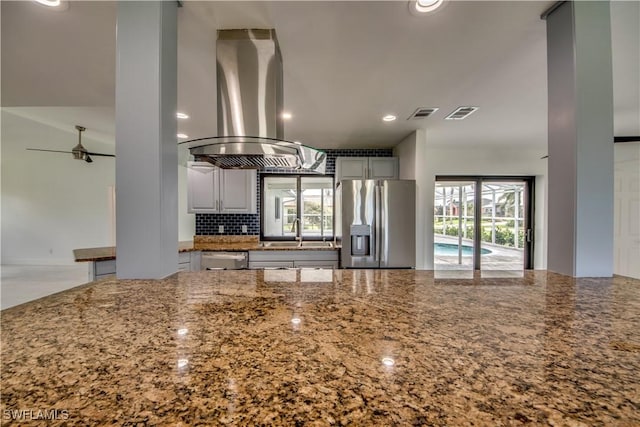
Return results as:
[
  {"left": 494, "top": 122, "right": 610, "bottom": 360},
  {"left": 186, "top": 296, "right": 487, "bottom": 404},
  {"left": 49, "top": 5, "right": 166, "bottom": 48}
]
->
[{"left": 185, "top": 29, "right": 326, "bottom": 174}]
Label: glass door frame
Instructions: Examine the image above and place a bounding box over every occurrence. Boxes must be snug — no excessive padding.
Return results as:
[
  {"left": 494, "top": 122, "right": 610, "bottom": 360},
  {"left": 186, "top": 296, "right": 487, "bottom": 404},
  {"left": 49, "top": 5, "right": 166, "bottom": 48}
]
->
[{"left": 435, "top": 176, "right": 535, "bottom": 270}]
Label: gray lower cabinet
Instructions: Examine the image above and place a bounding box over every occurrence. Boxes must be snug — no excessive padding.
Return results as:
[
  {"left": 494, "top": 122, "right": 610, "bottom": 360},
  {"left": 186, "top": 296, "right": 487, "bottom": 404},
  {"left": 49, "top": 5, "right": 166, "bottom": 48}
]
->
[
  {"left": 248, "top": 250, "right": 339, "bottom": 269},
  {"left": 89, "top": 259, "right": 116, "bottom": 281},
  {"left": 249, "top": 261, "right": 295, "bottom": 269},
  {"left": 293, "top": 260, "right": 338, "bottom": 268},
  {"left": 179, "top": 251, "right": 201, "bottom": 272}
]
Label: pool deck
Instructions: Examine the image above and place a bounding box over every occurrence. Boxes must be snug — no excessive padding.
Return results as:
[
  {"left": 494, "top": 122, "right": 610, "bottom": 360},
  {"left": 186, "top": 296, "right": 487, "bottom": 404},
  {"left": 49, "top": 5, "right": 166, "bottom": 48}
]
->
[{"left": 434, "top": 235, "right": 524, "bottom": 270}]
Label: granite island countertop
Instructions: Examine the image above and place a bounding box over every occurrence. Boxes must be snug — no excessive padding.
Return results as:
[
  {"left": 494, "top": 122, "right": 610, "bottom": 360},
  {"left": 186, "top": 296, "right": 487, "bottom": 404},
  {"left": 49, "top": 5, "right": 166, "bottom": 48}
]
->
[
  {"left": 74, "top": 236, "right": 340, "bottom": 262},
  {"left": 1, "top": 270, "right": 639, "bottom": 425}
]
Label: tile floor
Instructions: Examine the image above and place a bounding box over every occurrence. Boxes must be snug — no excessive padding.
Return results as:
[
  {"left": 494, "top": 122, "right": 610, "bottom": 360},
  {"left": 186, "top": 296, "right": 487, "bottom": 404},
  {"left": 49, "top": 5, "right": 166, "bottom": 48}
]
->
[{"left": 0, "top": 264, "right": 89, "bottom": 310}]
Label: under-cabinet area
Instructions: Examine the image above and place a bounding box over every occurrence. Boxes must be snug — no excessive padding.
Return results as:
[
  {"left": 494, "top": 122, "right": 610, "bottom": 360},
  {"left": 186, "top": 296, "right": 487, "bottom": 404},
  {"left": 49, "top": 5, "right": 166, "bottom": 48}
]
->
[
  {"left": 76, "top": 240, "right": 341, "bottom": 280},
  {"left": 86, "top": 249, "right": 338, "bottom": 277},
  {"left": 248, "top": 250, "right": 339, "bottom": 269},
  {"left": 87, "top": 250, "right": 202, "bottom": 280},
  {"left": 187, "top": 161, "right": 257, "bottom": 213}
]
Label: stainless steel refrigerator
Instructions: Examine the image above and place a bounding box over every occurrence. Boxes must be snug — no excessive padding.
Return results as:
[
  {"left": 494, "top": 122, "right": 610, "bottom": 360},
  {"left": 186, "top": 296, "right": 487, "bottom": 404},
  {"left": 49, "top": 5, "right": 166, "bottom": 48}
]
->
[{"left": 337, "top": 179, "right": 416, "bottom": 268}]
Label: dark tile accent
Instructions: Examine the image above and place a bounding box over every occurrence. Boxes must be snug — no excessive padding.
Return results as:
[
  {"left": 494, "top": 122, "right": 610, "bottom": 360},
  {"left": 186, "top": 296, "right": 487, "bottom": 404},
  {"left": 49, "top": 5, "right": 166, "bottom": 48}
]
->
[
  {"left": 195, "top": 213, "right": 260, "bottom": 236},
  {"left": 195, "top": 148, "right": 394, "bottom": 235}
]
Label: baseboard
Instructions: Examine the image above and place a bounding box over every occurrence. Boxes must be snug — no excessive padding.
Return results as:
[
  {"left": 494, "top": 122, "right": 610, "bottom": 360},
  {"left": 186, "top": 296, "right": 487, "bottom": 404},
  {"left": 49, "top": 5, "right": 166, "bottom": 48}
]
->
[{"left": 1, "top": 257, "right": 77, "bottom": 266}]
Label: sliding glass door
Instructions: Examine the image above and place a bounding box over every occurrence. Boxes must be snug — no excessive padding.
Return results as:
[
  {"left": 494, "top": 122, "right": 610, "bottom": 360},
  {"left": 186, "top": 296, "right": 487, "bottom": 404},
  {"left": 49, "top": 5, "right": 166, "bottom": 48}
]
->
[
  {"left": 480, "top": 182, "right": 527, "bottom": 270},
  {"left": 434, "top": 181, "right": 476, "bottom": 270},
  {"left": 434, "top": 177, "right": 534, "bottom": 271}
]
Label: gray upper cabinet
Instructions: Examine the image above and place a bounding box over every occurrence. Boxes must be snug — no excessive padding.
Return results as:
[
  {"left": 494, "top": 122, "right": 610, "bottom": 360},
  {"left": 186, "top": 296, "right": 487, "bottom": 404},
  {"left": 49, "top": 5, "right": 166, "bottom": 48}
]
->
[
  {"left": 219, "top": 169, "right": 257, "bottom": 213},
  {"left": 187, "top": 163, "right": 219, "bottom": 212},
  {"left": 335, "top": 157, "right": 399, "bottom": 181},
  {"left": 369, "top": 157, "right": 399, "bottom": 179},
  {"left": 335, "top": 157, "right": 368, "bottom": 180},
  {"left": 187, "top": 162, "right": 257, "bottom": 213}
]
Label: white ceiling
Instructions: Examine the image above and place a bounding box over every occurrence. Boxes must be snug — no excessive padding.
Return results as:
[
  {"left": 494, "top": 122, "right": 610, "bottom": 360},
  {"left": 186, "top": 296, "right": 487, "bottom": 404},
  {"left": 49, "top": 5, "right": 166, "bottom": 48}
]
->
[{"left": 2, "top": 1, "right": 639, "bottom": 150}]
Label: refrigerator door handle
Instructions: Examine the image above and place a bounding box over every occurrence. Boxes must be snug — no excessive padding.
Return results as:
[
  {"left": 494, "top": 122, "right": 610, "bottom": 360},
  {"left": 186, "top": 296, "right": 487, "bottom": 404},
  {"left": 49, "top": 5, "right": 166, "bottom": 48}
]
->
[{"left": 375, "top": 183, "right": 381, "bottom": 263}]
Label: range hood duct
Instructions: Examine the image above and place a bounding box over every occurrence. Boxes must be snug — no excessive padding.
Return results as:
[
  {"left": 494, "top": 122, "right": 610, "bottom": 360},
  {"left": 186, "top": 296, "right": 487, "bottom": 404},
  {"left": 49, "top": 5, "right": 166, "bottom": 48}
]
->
[{"left": 185, "top": 29, "right": 326, "bottom": 174}]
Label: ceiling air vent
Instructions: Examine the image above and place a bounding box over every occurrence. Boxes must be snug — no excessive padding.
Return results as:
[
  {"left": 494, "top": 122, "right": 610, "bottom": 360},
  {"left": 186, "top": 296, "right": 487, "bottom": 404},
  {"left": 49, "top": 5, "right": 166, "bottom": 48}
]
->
[
  {"left": 445, "top": 106, "right": 478, "bottom": 120},
  {"left": 407, "top": 107, "right": 439, "bottom": 120}
]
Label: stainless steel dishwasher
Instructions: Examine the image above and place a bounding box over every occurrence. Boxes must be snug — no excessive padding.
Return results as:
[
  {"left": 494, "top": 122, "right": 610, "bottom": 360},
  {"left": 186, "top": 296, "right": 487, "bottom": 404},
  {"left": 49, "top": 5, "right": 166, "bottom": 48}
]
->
[{"left": 201, "top": 252, "right": 248, "bottom": 270}]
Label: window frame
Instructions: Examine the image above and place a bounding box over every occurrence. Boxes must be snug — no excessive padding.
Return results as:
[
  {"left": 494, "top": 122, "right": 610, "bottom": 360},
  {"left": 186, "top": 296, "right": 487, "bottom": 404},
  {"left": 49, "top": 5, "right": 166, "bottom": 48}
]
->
[{"left": 260, "top": 174, "right": 335, "bottom": 241}]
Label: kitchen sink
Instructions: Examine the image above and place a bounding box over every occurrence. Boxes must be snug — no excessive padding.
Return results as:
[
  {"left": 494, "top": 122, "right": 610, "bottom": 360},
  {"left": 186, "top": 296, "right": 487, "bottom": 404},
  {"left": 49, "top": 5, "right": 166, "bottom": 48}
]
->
[
  {"left": 260, "top": 241, "right": 333, "bottom": 248},
  {"left": 260, "top": 242, "right": 299, "bottom": 247},
  {"left": 301, "top": 241, "right": 333, "bottom": 248}
]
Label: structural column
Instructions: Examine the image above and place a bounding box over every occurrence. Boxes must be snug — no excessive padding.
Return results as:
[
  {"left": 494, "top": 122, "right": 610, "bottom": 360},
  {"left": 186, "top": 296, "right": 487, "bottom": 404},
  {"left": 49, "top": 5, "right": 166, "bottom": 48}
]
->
[
  {"left": 545, "top": 1, "right": 614, "bottom": 277},
  {"left": 115, "top": 1, "right": 178, "bottom": 278}
]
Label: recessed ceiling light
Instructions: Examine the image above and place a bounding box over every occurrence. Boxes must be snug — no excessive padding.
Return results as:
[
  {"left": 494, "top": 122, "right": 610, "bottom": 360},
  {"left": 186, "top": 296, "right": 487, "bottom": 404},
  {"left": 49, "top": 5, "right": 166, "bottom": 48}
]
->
[
  {"left": 282, "top": 112, "right": 292, "bottom": 120},
  {"left": 413, "top": 0, "right": 444, "bottom": 13},
  {"left": 382, "top": 115, "right": 397, "bottom": 122},
  {"left": 177, "top": 133, "right": 189, "bottom": 139},
  {"left": 176, "top": 112, "right": 189, "bottom": 119}
]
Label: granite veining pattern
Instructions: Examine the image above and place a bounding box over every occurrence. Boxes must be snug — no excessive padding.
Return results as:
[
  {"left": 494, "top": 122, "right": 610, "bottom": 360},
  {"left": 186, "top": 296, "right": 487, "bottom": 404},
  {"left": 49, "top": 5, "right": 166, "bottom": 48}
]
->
[{"left": 1, "top": 270, "right": 639, "bottom": 425}]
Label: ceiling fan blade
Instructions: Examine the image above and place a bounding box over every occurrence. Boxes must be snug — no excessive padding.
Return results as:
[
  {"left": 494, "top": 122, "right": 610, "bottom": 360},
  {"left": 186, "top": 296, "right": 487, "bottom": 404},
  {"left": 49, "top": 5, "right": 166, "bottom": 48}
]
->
[
  {"left": 26, "top": 148, "right": 72, "bottom": 154},
  {"left": 27, "top": 127, "right": 114, "bottom": 162},
  {"left": 86, "top": 152, "right": 116, "bottom": 158}
]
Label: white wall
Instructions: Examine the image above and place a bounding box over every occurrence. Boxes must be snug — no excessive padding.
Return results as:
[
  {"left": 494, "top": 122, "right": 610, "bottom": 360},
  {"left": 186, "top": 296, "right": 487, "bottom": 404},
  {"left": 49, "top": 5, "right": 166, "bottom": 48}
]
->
[
  {"left": 614, "top": 142, "right": 640, "bottom": 279},
  {"left": 1, "top": 111, "right": 194, "bottom": 265},
  {"left": 395, "top": 130, "right": 428, "bottom": 268},
  {"left": 395, "top": 133, "right": 416, "bottom": 180},
  {"left": 395, "top": 130, "right": 548, "bottom": 270}
]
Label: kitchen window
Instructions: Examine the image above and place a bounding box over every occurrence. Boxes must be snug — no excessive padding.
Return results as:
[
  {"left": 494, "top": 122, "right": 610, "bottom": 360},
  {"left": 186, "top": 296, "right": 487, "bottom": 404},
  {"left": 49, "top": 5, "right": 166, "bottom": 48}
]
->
[{"left": 261, "top": 175, "right": 334, "bottom": 240}]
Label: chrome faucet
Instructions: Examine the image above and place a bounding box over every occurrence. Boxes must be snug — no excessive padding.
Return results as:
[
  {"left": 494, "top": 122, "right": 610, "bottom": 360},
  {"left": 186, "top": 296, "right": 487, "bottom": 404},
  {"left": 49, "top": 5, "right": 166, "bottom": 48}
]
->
[{"left": 293, "top": 218, "right": 302, "bottom": 246}]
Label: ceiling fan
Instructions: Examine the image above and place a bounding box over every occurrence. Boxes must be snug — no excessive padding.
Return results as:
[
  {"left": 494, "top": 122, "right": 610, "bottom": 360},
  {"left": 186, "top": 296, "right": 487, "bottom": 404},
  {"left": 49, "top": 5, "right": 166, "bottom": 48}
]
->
[{"left": 26, "top": 125, "right": 115, "bottom": 163}]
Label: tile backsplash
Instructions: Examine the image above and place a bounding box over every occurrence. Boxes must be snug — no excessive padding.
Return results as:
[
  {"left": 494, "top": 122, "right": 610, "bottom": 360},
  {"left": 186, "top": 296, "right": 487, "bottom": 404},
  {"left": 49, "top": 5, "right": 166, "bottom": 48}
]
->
[
  {"left": 195, "top": 148, "right": 393, "bottom": 235},
  {"left": 195, "top": 213, "right": 260, "bottom": 236}
]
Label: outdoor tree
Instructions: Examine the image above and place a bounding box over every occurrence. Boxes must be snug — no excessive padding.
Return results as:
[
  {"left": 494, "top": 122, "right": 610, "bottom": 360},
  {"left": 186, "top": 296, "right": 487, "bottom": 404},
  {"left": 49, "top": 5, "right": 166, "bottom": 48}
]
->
[{"left": 304, "top": 202, "right": 322, "bottom": 229}]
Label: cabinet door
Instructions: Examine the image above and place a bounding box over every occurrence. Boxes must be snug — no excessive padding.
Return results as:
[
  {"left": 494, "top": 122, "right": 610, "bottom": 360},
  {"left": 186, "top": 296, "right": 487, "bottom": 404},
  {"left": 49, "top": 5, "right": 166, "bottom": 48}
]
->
[
  {"left": 368, "top": 157, "right": 399, "bottom": 180},
  {"left": 187, "top": 163, "right": 219, "bottom": 213},
  {"left": 219, "top": 169, "right": 257, "bottom": 213},
  {"left": 335, "top": 157, "right": 368, "bottom": 181}
]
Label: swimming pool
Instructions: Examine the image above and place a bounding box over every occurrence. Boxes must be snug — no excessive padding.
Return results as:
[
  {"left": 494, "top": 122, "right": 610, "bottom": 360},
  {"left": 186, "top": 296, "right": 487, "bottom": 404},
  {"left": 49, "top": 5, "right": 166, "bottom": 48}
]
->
[{"left": 434, "top": 243, "right": 492, "bottom": 256}]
